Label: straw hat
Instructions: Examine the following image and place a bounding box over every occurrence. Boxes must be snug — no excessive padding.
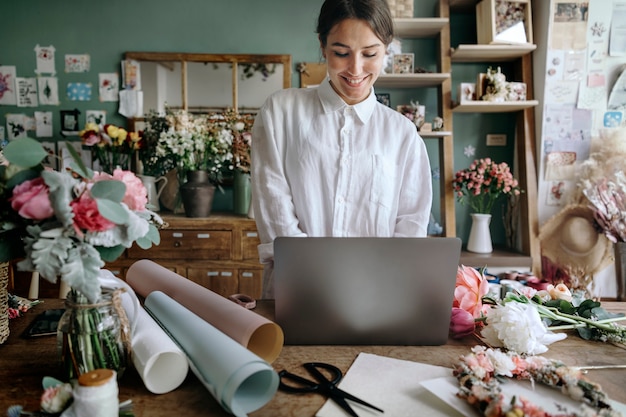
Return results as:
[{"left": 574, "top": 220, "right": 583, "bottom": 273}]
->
[{"left": 539, "top": 204, "right": 613, "bottom": 276}]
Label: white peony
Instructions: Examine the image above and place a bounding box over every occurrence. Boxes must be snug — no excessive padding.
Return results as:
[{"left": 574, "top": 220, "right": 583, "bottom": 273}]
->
[{"left": 481, "top": 301, "right": 567, "bottom": 354}]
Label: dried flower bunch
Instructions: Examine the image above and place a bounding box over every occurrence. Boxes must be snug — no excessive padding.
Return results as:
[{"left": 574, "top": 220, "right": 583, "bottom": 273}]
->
[
  {"left": 219, "top": 109, "right": 254, "bottom": 174},
  {"left": 453, "top": 158, "right": 522, "bottom": 214},
  {"left": 576, "top": 129, "right": 626, "bottom": 243}
]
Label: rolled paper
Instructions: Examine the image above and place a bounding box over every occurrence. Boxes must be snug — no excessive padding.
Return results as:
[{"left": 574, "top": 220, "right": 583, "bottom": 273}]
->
[
  {"left": 145, "top": 291, "right": 279, "bottom": 417},
  {"left": 126, "top": 259, "right": 284, "bottom": 363},
  {"left": 99, "top": 270, "right": 189, "bottom": 394}
]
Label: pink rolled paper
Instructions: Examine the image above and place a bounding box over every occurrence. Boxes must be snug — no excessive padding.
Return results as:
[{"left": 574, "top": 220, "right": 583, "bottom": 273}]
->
[{"left": 126, "top": 259, "right": 284, "bottom": 363}]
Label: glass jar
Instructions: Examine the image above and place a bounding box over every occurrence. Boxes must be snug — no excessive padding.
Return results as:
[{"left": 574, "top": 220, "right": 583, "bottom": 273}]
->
[{"left": 57, "top": 288, "right": 129, "bottom": 380}]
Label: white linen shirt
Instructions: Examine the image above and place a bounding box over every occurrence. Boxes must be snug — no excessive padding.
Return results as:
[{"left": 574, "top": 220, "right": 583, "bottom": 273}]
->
[{"left": 251, "top": 77, "right": 432, "bottom": 269}]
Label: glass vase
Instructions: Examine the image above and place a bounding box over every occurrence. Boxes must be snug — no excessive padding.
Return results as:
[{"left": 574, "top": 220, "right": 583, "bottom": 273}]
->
[{"left": 57, "top": 288, "right": 129, "bottom": 380}]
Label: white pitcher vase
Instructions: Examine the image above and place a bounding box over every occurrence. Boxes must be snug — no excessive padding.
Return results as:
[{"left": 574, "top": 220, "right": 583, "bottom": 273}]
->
[
  {"left": 467, "top": 213, "right": 493, "bottom": 254},
  {"left": 139, "top": 175, "right": 168, "bottom": 212}
]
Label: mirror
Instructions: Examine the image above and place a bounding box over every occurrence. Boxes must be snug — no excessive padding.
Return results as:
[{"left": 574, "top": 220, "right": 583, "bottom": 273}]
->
[{"left": 123, "top": 52, "right": 292, "bottom": 115}]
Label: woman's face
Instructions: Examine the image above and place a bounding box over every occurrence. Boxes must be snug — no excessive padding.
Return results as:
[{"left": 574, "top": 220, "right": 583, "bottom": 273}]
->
[{"left": 321, "top": 18, "right": 386, "bottom": 105}]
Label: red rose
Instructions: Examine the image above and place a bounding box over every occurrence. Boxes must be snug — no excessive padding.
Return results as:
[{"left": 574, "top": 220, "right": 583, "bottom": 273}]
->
[{"left": 70, "top": 193, "right": 115, "bottom": 232}]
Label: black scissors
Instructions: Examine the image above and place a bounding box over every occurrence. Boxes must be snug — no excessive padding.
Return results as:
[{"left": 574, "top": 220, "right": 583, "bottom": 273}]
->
[{"left": 278, "top": 362, "right": 383, "bottom": 417}]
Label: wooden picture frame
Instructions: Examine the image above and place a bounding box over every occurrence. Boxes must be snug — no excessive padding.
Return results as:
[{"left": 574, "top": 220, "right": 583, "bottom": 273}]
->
[
  {"left": 476, "top": 0, "right": 533, "bottom": 45},
  {"left": 392, "top": 53, "right": 414, "bottom": 74},
  {"left": 60, "top": 109, "right": 80, "bottom": 133},
  {"left": 458, "top": 82, "right": 476, "bottom": 103}
]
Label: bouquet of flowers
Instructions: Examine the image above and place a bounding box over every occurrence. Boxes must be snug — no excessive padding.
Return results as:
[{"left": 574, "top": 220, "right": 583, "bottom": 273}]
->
[
  {"left": 154, "top": 109, "right": 233, "bottom": 185},
  {"left": 1, "top": 137, "right": 162, "bottom": 303},
  {"left": 79, "top": 122, "right": 142, "bottom": 173},
  {"left": 453, "top": 158, "right": 522, "bottom": 214},
  {"left": 450, "top": 265, "right": 626, "bottom": 354},
  {"left": 582, "top": 171, "right": 626, "bottom": 243},
  {"left": 219, "top": 109, "right": 254, "bottom": 174}
]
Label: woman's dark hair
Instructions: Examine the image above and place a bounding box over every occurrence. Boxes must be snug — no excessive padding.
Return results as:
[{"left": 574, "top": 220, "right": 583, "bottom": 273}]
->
[{"left": 316, "top": 0, "right": 394, "bottom": 47}]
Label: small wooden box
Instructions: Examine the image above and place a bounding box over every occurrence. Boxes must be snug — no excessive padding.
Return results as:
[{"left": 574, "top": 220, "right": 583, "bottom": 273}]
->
[
  {"left": 387, "top": 0, "right": 413, "bottom": 18},
  {"left": 476, "top": 0, "right": 533, "bottom": 45}
]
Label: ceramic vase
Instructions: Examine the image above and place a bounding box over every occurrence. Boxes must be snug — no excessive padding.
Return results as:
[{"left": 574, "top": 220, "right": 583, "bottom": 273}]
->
[
  {"left": 467, "top": 213, "right": 493, "bottom": 254},
  {"left": 233, "top": 171, "right": 252, "bottom": 216},
  {"left": 57, "top": 289, "right": 128, "bottom": 380},
  {"left": 614, "top": 241, "right": 626, "bottom": 301},
  {"left": 139, "top": 174, "right": 168, "bottom": 212},
  {"left": 180, "top": 170, "right": 216, "bottom": 218}
]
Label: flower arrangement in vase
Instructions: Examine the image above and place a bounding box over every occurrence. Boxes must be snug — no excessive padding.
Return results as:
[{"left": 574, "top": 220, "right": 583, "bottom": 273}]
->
[
  {"left": 79, "top": 122, "right": 142, "bottom": 173},
  {"left": 1, "top": 137, "right": 163, "bottom": 379}
]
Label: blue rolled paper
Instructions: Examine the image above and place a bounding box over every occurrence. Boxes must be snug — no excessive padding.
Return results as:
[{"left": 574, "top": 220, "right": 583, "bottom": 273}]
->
[{"left": 144, "top": 291, "right": 279, "bottom": 417}]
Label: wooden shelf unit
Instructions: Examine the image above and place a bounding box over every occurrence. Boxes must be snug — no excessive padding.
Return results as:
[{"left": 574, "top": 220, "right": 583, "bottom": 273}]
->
[
  {"left": 375, "top": 73, "right": 450, "bottom": 88},
  {"left": 453, "top": 100, "right": 539, "bottom": 112},
  {"left": 451, "top": 44, "right": 537, "bottom": 62}
]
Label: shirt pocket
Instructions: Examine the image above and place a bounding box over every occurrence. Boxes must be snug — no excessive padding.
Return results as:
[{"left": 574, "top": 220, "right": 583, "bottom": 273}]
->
[{"left": 369, "top": 155, "right": 397, "bottom": 209}]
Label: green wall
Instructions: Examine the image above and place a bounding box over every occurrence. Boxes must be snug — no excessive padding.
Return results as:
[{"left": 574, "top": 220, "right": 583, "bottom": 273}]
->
[{"left": 0, "top": 0, "right": 517, "bottom": 245}]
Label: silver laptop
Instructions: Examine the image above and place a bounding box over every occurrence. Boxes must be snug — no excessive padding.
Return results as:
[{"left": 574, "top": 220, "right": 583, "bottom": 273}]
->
[{"left": 273, "top": 236, "right": 462, "bottom": 346}]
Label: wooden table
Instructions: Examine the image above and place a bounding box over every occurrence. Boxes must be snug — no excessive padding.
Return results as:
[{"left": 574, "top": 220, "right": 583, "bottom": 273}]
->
[{"left": 2, "top": 300, "right": 626, "bottom": 416}]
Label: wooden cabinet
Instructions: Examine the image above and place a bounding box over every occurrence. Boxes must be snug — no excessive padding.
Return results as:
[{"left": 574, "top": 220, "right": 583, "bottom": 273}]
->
[{"left": 106, "top": 213, "right": 264, "bottom": 299}]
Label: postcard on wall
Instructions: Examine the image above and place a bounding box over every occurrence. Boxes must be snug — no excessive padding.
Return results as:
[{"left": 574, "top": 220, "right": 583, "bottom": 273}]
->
[
  {"left": 99, "top": 73, "right": 119, "bottom": 102},
  {"left": 34, "top": 44, "right": 56, "bottom": 75},
  {"left": 65, "top": 54, "right": 90, "bottom": 73},
  {"left": 551, "top": 1, "right": 589, "bottom": 51},
  {"left": 34, "top": 111, "right": 53, "bottom": 138},
  {"left": 545, "top": 179, "right": 574, "bottom": 206},
  {"left": 122, "top": 59, "right": 142, "bottom": 90},
  {"left": 86, "top": 110, "right": 106, "bottom": 125},
  {"left": 544, "top": 80, "right": 579, "bottom": 104},
  {"left": 563, "top": 50, "right": 586, "bottom": 81},
  {"left": 37, "top": 76, "right": 59, "bottom": 105},
  {"left": 609, "top": 2, "right": 626, "bottom": 56},
  {"left": 577, "top": 71, "right": 607, "bottom": 110},
  {"left": 67, "top": 82, "right": 92, "bottom": 101},
  {"left": 604, "top": 110, "right": 624, "bottom": 127},
  {"left": 586, "top": 1, "right": 612, "bottom": 71},
  {"left": 15, "top": 77, "right": 38, "bottom": 107},
  {"left": 40, "top": 141, "right": 58, "bottom": 170},
  {"left": 0, "top": 66, "right": 17, "bottom": 105},
  {"left": 5, "top": 113, "right": 28, "bottom": 140}
]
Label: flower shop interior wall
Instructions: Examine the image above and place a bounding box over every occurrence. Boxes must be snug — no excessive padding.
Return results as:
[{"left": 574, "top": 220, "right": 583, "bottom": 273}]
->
[
  {"left": 532, "top": 0, "right": 626, "bottom": 299},
  {"left": 1, "top": 0, "right": 518, "bottom": 248}
]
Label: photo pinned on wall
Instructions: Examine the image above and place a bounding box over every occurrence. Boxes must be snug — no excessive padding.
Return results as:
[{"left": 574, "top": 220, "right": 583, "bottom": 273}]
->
[
  {"left": 65, "top": 54, "right": 90, "bottom": 73},
  {"left": 60, "top": 109, "right": 81, "bottom": 136},
  {"left": 458, "top": 83, "right": 476, "bottom": 103},
  {"left": 392, "top": 53, "right": 414, "bottom": 74},
  {"left": 34, "top": 45, "right": 56, "bottom": 75},
  {"left": 86, "top": 110, "right": 106, "bottom": 125},
  {"left": 122, "top": 59, "right": 142, "bottom": 90},
  {"left": 0, "top": 65, "right": 17, "bottom": 105},
  {"left": 546, "top": 179, "right": 573, "bottom": 206},
  {"left": 16, "top": 77, "right": 38, "bottom": 107},
  {"left": 37, "top": 77, "right": 59, "bottom": 105},
  {"left": 67, "top": 82, "right": 92, "bottom": 101},
  {"left": 604, "top": 111, "right": 623, "bottom": 128},
  {"left": 58, "top": 141, "right": 90, "bottom": 171},
  {"left": 99, "top": 73, "right": 119, "bottom": 102},
  {"left": 34, "top": 111, "right": 53, "bottom": 138},
  {"left": 5, "top": 114, "right": 28, "bottom": 140},
  {"left": 40, "top": 141, "right": 58, "bottom": 171},
  {"left": 376, "top": 93, "right": 391, "bottom": 107}
]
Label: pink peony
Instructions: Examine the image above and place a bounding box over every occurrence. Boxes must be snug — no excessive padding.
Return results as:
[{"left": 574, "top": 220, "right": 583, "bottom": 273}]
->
[
  {"left": 70, "top": 192, "right": 115, "bottom": 232},
  {"left": 10, "top": 177, "right": 54, "bottom": 220},
  {"left": 112, "top": 168, "right": 148, "bottom": 211},
  {"left": 450, "top": 307, "right": 476, "bottom": 339},
  {"left": 453, "top": 265, "right": 489, "bottom": 318}
]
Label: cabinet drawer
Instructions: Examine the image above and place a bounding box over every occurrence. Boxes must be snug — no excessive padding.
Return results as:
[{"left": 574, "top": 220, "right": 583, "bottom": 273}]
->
[
  {"left": 130, "top": 230, "right": 232, "bottom": 260},
  {"left": 187, "top": 267, "right": 238, "bottom": 297},
  {"left": 238, "top": 269, "right": 263, "bottom": 299},
  {"left": 242, "top": 230, "right": 261, "bottom": 260}
]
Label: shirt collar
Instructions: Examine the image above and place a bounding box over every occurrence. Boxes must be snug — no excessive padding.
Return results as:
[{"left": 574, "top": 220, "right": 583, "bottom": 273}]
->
[{"left": 317, "top": 77, "right": 377, "bottom": 124}]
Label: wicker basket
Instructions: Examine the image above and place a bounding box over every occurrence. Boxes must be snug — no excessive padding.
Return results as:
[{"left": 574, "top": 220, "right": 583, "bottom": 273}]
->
[
  {"left": 0, "top": 261, "right": 9, "bottom": 344},
  {"left": 387, "top": 0, "right": 414, "bottom": 18}
]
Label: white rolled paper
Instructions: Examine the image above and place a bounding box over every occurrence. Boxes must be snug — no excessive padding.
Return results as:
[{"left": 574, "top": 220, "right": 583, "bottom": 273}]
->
[
  {"left": 144, "top": 291, "right": 279, "bottom": 417},
  {"left": 99, "top": 270, "right": 189, "bottom": 394}
]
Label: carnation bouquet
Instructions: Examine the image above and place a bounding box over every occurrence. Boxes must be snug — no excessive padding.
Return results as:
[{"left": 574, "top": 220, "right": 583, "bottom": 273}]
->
[
  {"left": 453, "top": 158, "right": 522, "bottom": 214},
  {"left": 450, "top": 265, "right": 626, "bottom": 354},
  {"left": 1, "top": 137, "right": 162, "bottom": 303}
]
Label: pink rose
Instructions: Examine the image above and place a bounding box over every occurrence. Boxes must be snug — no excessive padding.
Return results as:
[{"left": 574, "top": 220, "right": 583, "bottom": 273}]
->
[
  {"left": 10, "top": 177, "right": 54, "bottom": 220},
  {"left": 449, "top": 307, "right": 476, "bottom": 339},
  {"left": 453, "top": 265, "right": 489, "bottom": 318},
  {"left": 112, "top": 168, "right": 147, "bottom": 211},
  {"left": 70, "top": 193, "right": 115, "bottom": 232}
]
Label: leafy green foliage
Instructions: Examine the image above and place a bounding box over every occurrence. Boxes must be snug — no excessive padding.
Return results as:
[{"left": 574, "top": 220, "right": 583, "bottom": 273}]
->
[{"left": 3, "top": 137, "right": 47, "bottom": 168}]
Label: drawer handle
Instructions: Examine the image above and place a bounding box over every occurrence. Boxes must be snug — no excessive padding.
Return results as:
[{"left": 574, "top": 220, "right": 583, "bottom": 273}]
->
[
  {"left": 242, "top": 272, "right": 254, "bottom": 278},
  {"left": 206, "top": 271, "right": 219, "bottom": 276},
  {"left": 221, "top": 271, "right": 233, "bottom": 277},
  {"left": 172, "top": 232, "right": 183, "bottom": 238},
  {"left": 246, "top": 232, "right": 258, "bottom": 238},
  {"left": 197, "top": 233, "right": 211, "bottom": 239},
  {"left": 173, "top": 241, "right": 182, "bottom": 248}
]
